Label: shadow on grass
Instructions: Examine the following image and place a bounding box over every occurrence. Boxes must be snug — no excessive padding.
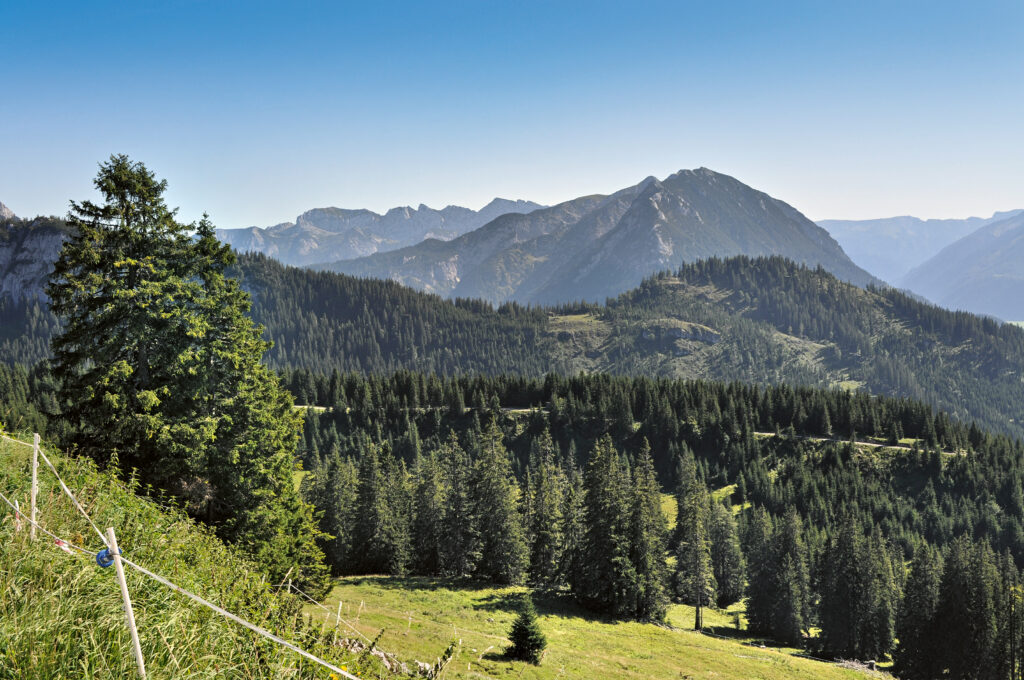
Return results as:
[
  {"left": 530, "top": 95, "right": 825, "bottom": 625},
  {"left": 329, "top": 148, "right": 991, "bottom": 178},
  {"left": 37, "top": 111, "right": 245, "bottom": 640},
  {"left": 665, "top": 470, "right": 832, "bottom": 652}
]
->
[{"left": 343, "top": 575, "right": 504, "bottom": 593}]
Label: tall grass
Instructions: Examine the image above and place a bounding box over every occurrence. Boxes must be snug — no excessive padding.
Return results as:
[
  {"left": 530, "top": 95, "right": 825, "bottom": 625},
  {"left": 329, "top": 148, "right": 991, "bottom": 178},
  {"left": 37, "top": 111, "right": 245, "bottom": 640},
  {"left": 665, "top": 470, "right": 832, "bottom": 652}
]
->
[{"left": 0, "top": 434, "right": 394, "bottom": 679}]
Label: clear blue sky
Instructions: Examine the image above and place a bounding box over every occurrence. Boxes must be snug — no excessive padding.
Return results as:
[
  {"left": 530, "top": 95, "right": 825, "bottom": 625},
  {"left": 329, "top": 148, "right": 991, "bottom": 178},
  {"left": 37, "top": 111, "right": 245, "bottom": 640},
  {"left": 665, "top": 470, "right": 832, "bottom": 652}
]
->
[{"left": 2, "top": 1, "right": 1022, "bottom": 226}]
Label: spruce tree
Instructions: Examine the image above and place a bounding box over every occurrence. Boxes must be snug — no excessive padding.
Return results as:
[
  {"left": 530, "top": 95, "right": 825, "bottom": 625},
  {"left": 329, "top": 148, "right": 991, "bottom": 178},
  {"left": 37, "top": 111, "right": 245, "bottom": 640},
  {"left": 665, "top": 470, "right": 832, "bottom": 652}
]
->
[
  {"left": 674, "top": 450, "right": 715, "bottom": 629},
  {"left": 471, "top": 421, "right": 527, "bottom": 584},
  {"left": 48, "top": 156, "right": 328, "bottom": 593},
  {"left": 438, "top": 433, "right": 480, "bottom": 577},
  {"left": 412, "top": 452, "right": 446, "bottom": 575},
  {"left": 933, "top": 536, "right": 998, "bottom": 679},
  {"left": 894, "top": 544, "right": 943, "bottom": 680},
  {"left": 576, "top": 435, "right": 638, "bottom": 617},
  {"left": 351, "top": 443, "right": 409, "bottom": 575},
  {"left": 709, "top": 501, "right": 746, "bottom": 608},
  {"left": 527, "top": 430, "right": 564, "bottom": 587},
  {"left": 560, "top": 462, "right": 586, "bottom": 590},
  {"left": 743, "top": 507, "right": 776, "bottom": 634},
  {"left": 769, "top": 510, "right": 809, "bottom": 646},
  {"left": 303, "top": 450, "right": 358, "bottom": 574},
  {"left": 629, "top": 441, "right": 669, "bottom": 621},
  {"left": 507, "top": 594, "right": 547, "bottom": 664}
]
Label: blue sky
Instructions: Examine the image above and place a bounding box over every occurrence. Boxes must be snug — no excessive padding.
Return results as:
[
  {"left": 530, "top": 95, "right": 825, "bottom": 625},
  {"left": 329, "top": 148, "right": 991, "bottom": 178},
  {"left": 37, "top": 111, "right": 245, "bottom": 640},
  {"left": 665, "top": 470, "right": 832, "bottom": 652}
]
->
[{"left": 2, "top": 1, "right": 1022, "bottom": 226}]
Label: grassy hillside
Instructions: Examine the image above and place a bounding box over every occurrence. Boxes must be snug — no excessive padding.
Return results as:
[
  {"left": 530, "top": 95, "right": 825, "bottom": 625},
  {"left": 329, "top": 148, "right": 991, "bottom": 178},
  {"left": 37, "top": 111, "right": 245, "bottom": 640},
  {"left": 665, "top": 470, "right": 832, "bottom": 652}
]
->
[
  {"left": 0, "top": 432, "right": 419, "bottom": 679},
  {"left": 309, "top": 576, "right": 878, "bottom": 680}
]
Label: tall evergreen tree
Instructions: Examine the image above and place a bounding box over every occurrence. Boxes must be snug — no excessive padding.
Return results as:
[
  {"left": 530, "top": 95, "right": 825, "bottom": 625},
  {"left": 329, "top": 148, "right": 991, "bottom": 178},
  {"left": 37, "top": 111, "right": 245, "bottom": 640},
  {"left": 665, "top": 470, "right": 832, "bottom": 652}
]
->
[
  {"left": 412, "top": 452, "right": 446, "bottom": 575},
  {"left": 47, "top": 156, "right": 328, "bottom": 593},
  {"left": 302, "top": 450, "right": 359, "bottom": 575},
  {"left": 933, "top": 537, "right": 998, "bottom": 679},
  {"left": 894, "top": 544, "right": 943, "bottom": 680},
  {"left": 438, "top": 433, "right": 480, "bottom": 577},
  {"left": 674, "top": 450, "right": 715, "bottom": 629},
  {"left": 560, "top": 462, "right": 586, "bottom": 590},
  {"left": 770, "top": 510, "right": 810, "bottom": 646},
  {"left": 576, "top": 435, "right": 638, "bottom": 617},
  {"left": 471, "top": 421, "right": 527, "bottom": 584},
  {"left": 350, "top": 443, "right": 409, "bottom": 575},
  {"left": 743, "top": 507, "right": 776, "bottom": 635},
  {"left": 629, "top": 441, "right": 670, "bottom": 621},
  {"left": 709, "top": 501, "right": 746, "bottom": 608},
  {"left": 527, "top": 430, "right": 564, "bottom": 587}
]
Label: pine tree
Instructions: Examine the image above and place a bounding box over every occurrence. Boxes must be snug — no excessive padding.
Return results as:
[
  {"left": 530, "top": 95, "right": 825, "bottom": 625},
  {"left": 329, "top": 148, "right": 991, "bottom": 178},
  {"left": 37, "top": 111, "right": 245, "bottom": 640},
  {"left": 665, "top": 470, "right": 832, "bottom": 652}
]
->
[
  {"left": 471, "top": 421, "right": 527, "bottom": 584},
  {"left": 303, "top": 450, "right": 358, "bottom": 574},
  {"left": 709, "top": 501, "right": 746, "bottom": 608},
  {"left": 933, "top": 536, "right": 998, "bottom": 679},
  {"left": 507, "top": 594, "right": 546, "bottom": 664},
  {"left": 47, "top": 156, "right": 328, "bottom": 593},
  {"left": 560, "top": 462, "right": 586, "bottom": 590},
  {"left": 674, "top": 450, "right": 715, "bottom": 629},
  {"left": 350, "top": 443, "right": 409, "bottom": 575},
  {"left": 817, "top": 518, "right": 895, "bottom": 659},
  {"left": 629, "top": 441, "right": 669, "bottom": 621},
  {"left": 894, "top": 544, "right": 943, "bottom": 680},
  {"left": 743, "top": 507, "right": 776, "bottom": 635},
  {"left": 527, "top": 430, "right": 564, "bottom": 587},
  {"left": 438, "top": 433, "right": 480, "bottom": 577},
  {"left": 576, "top": 435, "right": 638, "bottom": 617},
  {"left": 412, "top": 452, "right": 446, "bottom": 575},
  {"left": 769, "top": 510, "right": 809, "bottom": 646}
]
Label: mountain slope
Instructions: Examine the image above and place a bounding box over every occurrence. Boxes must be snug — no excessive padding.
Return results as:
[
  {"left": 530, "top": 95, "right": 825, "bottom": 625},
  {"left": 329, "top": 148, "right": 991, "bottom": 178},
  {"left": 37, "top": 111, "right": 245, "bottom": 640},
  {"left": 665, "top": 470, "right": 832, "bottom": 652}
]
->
[
  {"left": 901, "top": 211, "right": 1024, "bottom": 320},
  {"left": 2, "top": 213, "right": 1021, "bottom": 438},
  {"left": 0, "top": 432, "right": 390, "bottom": 678},
  {"left": 217, "top": 198, "right": 544, "bottom": 266},
  {"left": 321, "top": 169, "right": 878, "bottom": 304},
  {"left": 818, "top": 210, "right": 1022, "bottom": 284}
]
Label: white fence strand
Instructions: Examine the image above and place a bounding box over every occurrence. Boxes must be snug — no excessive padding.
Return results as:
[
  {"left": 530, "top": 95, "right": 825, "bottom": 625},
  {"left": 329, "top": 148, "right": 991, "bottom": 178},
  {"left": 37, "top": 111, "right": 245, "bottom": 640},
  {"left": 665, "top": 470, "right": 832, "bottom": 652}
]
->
[{"left": 122, "top": 557, "right": 361, "bottom": 680}]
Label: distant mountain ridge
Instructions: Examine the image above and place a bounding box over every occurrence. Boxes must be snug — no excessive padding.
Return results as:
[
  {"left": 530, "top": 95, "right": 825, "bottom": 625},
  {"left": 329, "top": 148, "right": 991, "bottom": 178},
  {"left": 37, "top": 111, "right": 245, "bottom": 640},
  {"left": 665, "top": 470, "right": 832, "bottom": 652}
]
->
[
  {"left": 901, "top": 211, "right": 1024, "bottom": 321},
  {"left": 818, "top": 210, "right": 1023, "bottom": 284},
  {"left": 319, "top": 168, "right": 879, "bottom": 304},
  {"left": 216, "top": 197, "right": 544, "bottom": 266},
  {"left": 0, "top": 202, "right": 14, "bottom": 220}
]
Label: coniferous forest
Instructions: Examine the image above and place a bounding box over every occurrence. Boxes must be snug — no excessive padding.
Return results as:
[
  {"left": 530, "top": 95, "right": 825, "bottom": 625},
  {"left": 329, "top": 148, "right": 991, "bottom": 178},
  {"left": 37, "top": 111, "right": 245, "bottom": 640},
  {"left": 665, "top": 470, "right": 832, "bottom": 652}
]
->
[{"left": 5, "top": 158, "right": 1024, "bottom": 678}]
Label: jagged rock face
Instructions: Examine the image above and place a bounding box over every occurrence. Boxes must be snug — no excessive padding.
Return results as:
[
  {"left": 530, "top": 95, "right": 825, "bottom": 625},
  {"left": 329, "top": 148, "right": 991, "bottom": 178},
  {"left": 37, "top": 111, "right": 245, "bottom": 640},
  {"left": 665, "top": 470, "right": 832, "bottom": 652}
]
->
[
  {"left": 215, "top": 198, "right": 544, "bottom": 267},
  {"left": 0, "top": 202, "right": 15, "bottom": 220},
  {"left": 0, "top": 218, "right": 69, "bottom": 301},
  {"left": 322, "top": 168, "right": 878, "bottom": 305}
]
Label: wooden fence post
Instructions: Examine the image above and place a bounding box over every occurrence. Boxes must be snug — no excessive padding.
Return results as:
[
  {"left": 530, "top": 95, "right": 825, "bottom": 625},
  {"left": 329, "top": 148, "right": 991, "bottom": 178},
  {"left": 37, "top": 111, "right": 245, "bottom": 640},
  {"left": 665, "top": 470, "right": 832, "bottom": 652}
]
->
[
  {"left": 30, "top": 434, "right": 39, "bottom": 540},
  {"left": 107, "top": 527, "right": 147, "bottom": 678}
]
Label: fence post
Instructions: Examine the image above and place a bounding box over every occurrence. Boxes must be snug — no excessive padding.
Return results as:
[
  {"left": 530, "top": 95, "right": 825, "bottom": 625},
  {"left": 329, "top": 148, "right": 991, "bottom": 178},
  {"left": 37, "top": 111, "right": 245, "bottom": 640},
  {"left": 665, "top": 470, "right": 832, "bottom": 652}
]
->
[
  {"left": 107, "top": 526, "right": 147, "bottom": 678},
  {"left": 30, "top": 434, "right": 39, "bottom": 540}
]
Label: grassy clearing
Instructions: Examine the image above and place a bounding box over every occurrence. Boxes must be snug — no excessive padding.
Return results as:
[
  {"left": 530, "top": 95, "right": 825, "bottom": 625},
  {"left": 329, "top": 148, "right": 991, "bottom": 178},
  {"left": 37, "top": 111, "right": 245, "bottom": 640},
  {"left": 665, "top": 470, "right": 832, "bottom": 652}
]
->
[
  {"left": 0, "top": 433, "right": 379, "bottom": 679},
  {"left": 313, "top": 576, "right": 873, "bottom": 680}
]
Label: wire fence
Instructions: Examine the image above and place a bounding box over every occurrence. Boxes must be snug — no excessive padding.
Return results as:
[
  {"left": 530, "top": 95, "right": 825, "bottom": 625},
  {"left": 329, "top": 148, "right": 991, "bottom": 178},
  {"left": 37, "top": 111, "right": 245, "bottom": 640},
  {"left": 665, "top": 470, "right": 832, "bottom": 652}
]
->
[{"left": 0, "top": 432, "right": 362, "bottom": 680}]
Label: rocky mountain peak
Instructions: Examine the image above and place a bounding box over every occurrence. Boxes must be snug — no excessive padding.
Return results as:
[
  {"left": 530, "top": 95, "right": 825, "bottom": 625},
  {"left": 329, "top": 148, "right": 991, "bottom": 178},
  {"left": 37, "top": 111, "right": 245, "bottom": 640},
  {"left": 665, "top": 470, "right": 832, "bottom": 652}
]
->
[{"left": 0, "top": 201, "right": 15, "bottom": 220}]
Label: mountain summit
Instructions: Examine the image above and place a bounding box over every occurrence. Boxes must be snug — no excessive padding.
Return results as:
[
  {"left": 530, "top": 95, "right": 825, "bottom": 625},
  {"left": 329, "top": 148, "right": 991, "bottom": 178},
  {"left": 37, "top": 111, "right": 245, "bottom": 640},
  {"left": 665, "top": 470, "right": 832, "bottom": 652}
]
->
[
  {"left": 0, "top": 202, "right": 14, "bottom": 220},
  {"left": 320, "top": 168, "right": 878, "bottom": 304},
  {"left": 215, "top": 198, "right": 544, "bottom": 266}
]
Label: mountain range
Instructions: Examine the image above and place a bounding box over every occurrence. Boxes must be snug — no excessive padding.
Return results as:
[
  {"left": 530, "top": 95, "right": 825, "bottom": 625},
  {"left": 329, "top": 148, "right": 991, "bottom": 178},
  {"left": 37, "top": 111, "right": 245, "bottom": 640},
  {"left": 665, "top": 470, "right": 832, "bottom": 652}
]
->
[
  {"left": 4, "top": 226, "right": 1023, "bottom": 438},
  {"left": 215, "top": 198, "right": 544, "bottom": 266},
  {"left": 317, "top": 168, "right": 878, "bottom": 304},
  {"left": 818, "top": 210, "right": 1024, "bottom": 284},
  {"left": 900, "top": 211, "right": 1024, "bottom": 321}
]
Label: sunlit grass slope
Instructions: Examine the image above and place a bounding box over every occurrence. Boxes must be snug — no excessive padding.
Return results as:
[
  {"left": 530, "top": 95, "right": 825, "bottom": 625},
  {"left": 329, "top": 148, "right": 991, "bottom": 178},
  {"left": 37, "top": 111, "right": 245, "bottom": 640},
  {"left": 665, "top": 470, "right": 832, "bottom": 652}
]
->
[
  {"left": 0, "top": 433, "right": 384, "bottom": 680},
  {"left": 313, "top": 576, "right": 874, "bottom": 680}
]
